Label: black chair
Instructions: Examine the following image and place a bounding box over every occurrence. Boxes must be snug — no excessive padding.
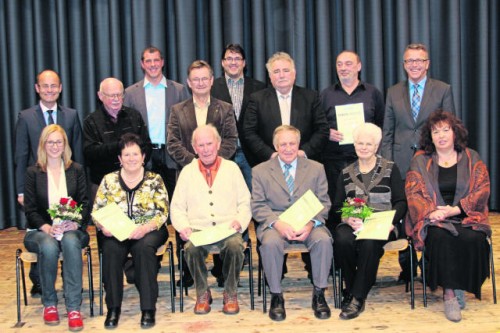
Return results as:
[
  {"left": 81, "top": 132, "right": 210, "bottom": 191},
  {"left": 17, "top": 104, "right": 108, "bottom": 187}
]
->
[
  {"left": 421, "top": 236, "right": 496, "bottom": 307},
  {"left": 179, "top": 239, "right": 254, "bottom": 312},
  {"left": 259, "top": 242, "right": 340, "bottom": 313},
  {"left": 98, "top": 241, "right": 175, "bottom": 315},
  {"left": 15, "top": 246, "right": 94, "bottom": 327}
]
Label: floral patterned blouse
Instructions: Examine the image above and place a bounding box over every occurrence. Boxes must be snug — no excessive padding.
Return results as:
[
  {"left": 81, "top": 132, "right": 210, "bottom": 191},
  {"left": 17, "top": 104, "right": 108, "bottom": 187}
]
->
[{"left": 93, "top": 170, "right": 169, "bottom": 230}]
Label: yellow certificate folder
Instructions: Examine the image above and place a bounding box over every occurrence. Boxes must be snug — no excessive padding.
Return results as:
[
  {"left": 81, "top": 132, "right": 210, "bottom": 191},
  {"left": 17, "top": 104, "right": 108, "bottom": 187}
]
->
[
  {"left": 356, "top": 210, "right": 396, "bottom": 240},
  {"left": 91, "top": 203, "right": 137, "bottom": 241},
  {"left": 189, "top": 224, "right": 237, "bottom": 247},
  {"left": 279, "top": 189, "right": 325, "bottom": 231}
]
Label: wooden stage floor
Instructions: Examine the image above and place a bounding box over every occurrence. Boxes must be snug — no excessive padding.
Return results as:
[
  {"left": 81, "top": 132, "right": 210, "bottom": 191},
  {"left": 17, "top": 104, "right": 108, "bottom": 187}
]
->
[{"left": 1, "top": 213, "right": 499, "bottom": 333}]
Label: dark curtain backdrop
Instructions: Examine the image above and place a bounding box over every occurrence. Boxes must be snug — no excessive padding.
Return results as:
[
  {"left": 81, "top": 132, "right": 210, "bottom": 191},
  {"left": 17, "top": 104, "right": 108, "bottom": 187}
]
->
[{"left": 1, "top": 0, "right": 498, "bottom": 229}]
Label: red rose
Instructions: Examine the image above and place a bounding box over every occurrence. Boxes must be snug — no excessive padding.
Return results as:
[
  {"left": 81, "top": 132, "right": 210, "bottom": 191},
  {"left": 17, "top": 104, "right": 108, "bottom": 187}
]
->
[
  {"left": 353, "top": 198, "right": 365, "bottom": 204},
  {"left": 69, "top": 200, "right": 77, "bottom": 208},
  {"left": 60, "top": 198, "right": 69, "bottom": 205}
]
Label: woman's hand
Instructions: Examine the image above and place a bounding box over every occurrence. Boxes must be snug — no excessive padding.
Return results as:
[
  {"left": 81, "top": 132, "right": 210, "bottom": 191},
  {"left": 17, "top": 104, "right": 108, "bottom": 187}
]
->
[
  {"left": 95, "top": 222, "right": 113, "bottom": 237},
  {"left": 178, "top": 227, "right": 192, "bottom": 241},
  {"left": 61, "top": 221, "right": 79, "bottom": 232},
  {"left": 429, "top": 205, "right": 460, "bottom": 222},
  {"left": 129, "top": 224, "right": 151, "bottom": 240},
  {"left": 345, "top": 217, "right": 363, "bottom": 232}
]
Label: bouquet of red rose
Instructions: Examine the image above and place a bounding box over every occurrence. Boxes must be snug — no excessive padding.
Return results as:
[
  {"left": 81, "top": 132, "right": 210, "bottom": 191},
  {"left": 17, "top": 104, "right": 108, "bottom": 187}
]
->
[
  {"left": 47, "top": 197, "right": 82, "bottom": 240},
  {"left": 339, "top": 197, "right": 373, "bottom": 220}
]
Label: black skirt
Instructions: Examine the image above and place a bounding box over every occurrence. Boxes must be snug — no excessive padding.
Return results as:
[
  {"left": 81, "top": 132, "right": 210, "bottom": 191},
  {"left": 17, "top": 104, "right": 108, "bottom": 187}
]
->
[{"left": 425, "top": 224, "right": 490, "bottom": 299}]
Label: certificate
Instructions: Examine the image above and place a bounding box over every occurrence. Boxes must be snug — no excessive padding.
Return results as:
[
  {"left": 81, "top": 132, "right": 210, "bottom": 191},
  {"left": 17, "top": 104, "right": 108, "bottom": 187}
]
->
[
  {"left": 335, "top": 103, "right": 365, "bottom": 145},
  {"left": 356, "top": 210, "right": 396, "bottom": 240},
  {"left": 189, "top": 224, "right": 237, "bottom": 247},
  {"left": 279, "top": 190, "right": 325, "bottom": 231},
  {"left": 91, "top": 203, "right": 137, "bottom": 241}
]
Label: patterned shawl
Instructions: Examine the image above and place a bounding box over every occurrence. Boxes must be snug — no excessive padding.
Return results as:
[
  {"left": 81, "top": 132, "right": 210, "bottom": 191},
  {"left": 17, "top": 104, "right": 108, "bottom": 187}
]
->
[{"left": 405, "top": 148, "right": 491, "bottom": 250}]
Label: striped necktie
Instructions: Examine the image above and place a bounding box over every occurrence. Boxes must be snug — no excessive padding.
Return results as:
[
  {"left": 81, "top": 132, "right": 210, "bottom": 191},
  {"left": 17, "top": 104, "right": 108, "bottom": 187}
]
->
[
  {"left": 411, "top": 84, "right": 421, "bottom": 121},
  {"left": 47, "top": 110, "right": 55, "bottom": 125},
  {"left": 283, "top": 163, "right": 294, "bottom": 195}
]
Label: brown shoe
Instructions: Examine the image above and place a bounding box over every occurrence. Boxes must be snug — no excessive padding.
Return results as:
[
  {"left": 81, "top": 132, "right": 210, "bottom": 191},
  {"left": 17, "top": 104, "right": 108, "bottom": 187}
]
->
[
  {"left": 222, "top": 291, "right": 240, "bottom": 315},
  {"left": 194, "top": 289, "right": 212, "bottom": 314}
]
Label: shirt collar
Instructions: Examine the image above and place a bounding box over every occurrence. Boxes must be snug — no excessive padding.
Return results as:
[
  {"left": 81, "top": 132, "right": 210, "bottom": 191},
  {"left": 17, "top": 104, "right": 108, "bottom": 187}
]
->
[
  {"left": 143, "top": 76, "right": 168, "bottom": 88},
  {"left": 197, "top": 156, "right": 222, "bottom": 173},
  {"left": 278, "top": 156, "right": 298, "bottom": 170},
  {"left": 225, "top": 74, "right": 244, "bottom": 85},
  {"left": 334, "top": 80, "right": 365, "bottom": 92},
  {"left": 39, "top": 102, "right": 58, "bottom": 113},
  {"left": 193, "top": 96, "right": 211, "bottom": 108},
  {"left": 410, "top": 76, "right": 427, "bottom": 88},
  {"left": 275, "top": 86, "right": 293, "bottom": 100}
]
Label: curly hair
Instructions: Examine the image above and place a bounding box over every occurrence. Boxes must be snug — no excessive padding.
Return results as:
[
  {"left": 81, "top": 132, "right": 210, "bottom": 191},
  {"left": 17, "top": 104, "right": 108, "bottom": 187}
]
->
[{"left": 419, "top": 109, "right": 468, "bottom": 154}]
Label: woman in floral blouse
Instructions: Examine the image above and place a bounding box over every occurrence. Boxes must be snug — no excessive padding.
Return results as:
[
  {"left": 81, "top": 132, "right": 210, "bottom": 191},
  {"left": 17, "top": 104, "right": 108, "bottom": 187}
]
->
[{"left": 93, "top": 133, "right": 169, "bottom": 329}]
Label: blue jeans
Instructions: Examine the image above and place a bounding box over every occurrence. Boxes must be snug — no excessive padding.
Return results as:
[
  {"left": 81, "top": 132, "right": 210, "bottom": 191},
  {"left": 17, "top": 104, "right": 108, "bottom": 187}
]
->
[
  {"left": 24, "top": 229, "right": 90, "bottom": 311},
  {"left": 234, "top": 147, "right": 252, "bottom": 192}
]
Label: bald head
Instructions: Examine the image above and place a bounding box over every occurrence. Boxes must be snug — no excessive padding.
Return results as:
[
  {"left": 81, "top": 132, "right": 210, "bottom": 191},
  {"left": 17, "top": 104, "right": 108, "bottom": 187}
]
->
[{"left": 98, "top": 78, "right": 124, "bottom": 116}]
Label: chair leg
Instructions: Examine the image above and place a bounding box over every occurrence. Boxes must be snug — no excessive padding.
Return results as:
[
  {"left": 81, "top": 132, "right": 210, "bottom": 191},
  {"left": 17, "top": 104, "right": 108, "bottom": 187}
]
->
[
  {"left": 338, "top": 268, "right": 343, "bottom": 308},
  {"left": 86, "top": 246, "right": 94, "bottom": 317},
  {"left": 15, "top": 249, "right": 25, "bottom": 327},
  {"left": 257, "top": 254, "right": 262, "bottom": 297},
  {"left": 99, "top": 250, "right": 103, "bottom": 316},
  {"left": 332, "top": 254, "right": 339, "bottom": 309},
  {"left": 247, "top": 241, "right": 254, "bottom": 310},
  {"left": 409, "top": 242, "right": 415, "bottom": 309},
  {"left": 167, "top": 242, "right": 175, "bottom": 313},
  {"left": 422, "top": 248, "right": 427, "bottom": 307},
  {"left": 180, "top": 248, "right": 184, "bottom": 313},
  {"left": 489, "top": 238, "right": 497, "bottom": 304}
]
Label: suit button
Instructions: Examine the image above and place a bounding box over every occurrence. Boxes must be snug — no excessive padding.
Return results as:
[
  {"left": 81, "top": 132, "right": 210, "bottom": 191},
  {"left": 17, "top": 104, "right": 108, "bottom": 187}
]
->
[
  {"left": 288, "top": 198, "right": 292, "bottom": 202},
  {"left": 212, "top": 222, "right": 216, "bottom": 226},
  {"left": 209, "top": 190, "right": 212, "bottom": 194},
  {"left": 211, "top": 214, "right": 215, "bottom": 217},
  {"left": 209, "top": 202, "right": 213, "bottom": 206}
]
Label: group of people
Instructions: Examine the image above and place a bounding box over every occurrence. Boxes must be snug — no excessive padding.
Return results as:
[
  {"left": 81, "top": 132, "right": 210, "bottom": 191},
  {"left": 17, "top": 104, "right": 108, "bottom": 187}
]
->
[{"left": 15, "top": 42, "right": 491, "bottom": 331}]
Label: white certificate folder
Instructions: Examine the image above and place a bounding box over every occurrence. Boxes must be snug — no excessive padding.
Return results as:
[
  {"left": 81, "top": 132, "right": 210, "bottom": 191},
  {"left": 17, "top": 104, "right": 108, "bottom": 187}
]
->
[
  {"left": 91, "top": 203, "right": 137, "bottom": 241},
  {"left": 279, "top": 190, "right": 325, "bottom": 231}
]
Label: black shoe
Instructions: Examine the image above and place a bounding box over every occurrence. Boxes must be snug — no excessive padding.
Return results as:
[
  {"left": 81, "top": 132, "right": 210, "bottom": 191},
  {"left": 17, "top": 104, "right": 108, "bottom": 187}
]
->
[
  {"left": 341, "top": 292, "right": 353, "bottom": 311},
  {"left": 176, "top": 275, "right": 194, "bottom": 288},
  {"left": 339, "top": 297, "right": 365, "bottom": 320},
  {"left": 30, "top": 284, "right": 42, "bottom": 298},
  {"left": 104, "top": 307, "right": 121, "bottom": 329},
  {"left": 269, "top": 293, "right": 286, "bottom": 321},
  {"left": 140, "top": 310, "right": 155, "bottom": 329},
  {"left": 312, "top": 288, "right": 331, "bottom": 319}
]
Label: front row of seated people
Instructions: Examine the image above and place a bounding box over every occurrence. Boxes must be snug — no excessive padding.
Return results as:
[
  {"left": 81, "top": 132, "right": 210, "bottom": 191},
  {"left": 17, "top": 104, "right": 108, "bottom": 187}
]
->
[{"left": 23, "top": 110, "right": 491, "bottom": 329}]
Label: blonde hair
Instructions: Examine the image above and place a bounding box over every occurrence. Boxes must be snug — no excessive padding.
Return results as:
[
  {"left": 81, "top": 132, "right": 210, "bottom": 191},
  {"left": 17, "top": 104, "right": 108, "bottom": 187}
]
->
[
  {"left": 266, "top": 52, "right": 296, "bottom": 73},
  {"left": 191, "top": 124, "right": 221, "bottom": 146},
  {"left": 352, "top": 123, "right": 382, "bottom": 145},
  {"left": 36, "top": 124, "right": 73, "bottom": 171},
  {"left": 272, "top": 125, "right": 301, "bottom": 149}
]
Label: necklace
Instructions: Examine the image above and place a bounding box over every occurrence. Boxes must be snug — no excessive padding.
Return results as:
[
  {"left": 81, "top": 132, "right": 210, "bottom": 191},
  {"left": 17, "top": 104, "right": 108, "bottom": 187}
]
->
[
  {"left": 439, "top": 151, "right": 457, "bottom": 166},
  {"left": 121, "top": 170, "right": 143, "bottom": 183}
]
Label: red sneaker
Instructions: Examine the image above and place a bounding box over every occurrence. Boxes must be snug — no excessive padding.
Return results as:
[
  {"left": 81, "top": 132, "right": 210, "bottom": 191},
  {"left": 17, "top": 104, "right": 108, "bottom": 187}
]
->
[
  {"left": 43, "top": 306, "right": 60, "bottom": 325},
  {"left": 68, "top": 310, "right": 84, "bottom": 331}
]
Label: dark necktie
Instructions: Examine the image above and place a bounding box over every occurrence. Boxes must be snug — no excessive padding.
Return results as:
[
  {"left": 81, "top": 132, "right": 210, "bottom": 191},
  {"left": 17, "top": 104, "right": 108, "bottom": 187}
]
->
[
  {"left": 283, "top": 164, "right": 294, "bottom": 195},
  {"left": 47, "top": 110, "right": 55, "bottom": 125},
  {"left": 206, "top": 169, "right": 213, "bottom": 188}
]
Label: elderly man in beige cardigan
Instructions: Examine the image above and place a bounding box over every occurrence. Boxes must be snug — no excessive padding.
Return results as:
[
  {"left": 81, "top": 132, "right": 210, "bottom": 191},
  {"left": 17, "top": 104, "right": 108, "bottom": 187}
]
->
[{"left": 170, "top": 124, "right": 251, "bottom": 315}]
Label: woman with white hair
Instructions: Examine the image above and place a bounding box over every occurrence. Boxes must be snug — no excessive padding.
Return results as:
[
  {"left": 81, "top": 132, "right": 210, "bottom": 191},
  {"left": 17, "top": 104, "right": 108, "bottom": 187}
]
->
[{"left": 332, "top": 123, "right": 407, "bottom": 320}]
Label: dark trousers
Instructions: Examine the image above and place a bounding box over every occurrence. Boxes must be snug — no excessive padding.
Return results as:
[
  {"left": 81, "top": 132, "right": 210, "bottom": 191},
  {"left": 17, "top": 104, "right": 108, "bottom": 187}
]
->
[
  {"left": 98, "top": 226, "right": 168, "bottom": 310},
  {"left": 334, "top": 223, "right": 395, "bottom": 299}
]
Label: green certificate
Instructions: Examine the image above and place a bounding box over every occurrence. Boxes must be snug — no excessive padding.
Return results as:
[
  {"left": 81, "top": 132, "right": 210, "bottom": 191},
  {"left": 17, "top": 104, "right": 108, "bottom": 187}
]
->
[
  {"left": 91, "top": 202, "right": 137, "bottom": 241},
  {"left": 279, "top": 190, "right": 325, "bottom": 231},
  {"left": 356, "top": 210, "right": 396, "bottom": 240}
]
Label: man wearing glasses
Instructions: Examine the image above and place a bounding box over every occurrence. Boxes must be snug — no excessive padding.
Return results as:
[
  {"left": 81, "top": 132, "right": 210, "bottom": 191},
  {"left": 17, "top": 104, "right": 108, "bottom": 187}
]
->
[
  {"left": 381, "top": 43, "right": 456, "bottom": 282},
  {"left": 15, "top": 69, "right": 84, "bottom": 297},
  {"left": 83, "top": 77, "right": 152, "bottom": 196}
]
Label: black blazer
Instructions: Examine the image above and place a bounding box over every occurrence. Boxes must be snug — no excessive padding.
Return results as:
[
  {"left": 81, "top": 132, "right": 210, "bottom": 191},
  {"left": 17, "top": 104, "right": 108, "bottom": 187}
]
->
[
  {"left": 242, "top": 85, "right": 329, "bottom": 166},
  {"left": 24, "top": 162, "right": 89, "bottom": 230}
]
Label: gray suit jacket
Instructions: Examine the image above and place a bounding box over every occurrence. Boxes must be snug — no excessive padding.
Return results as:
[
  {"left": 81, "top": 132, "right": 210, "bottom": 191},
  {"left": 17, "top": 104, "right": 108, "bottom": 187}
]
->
[
  {"left": 124, "top": 78, "right": 190, "bottom": 169},
  {"left": 15, "top": 104, "right": 84, "bottom": 195},
  {"left": 167, "top": 97, "right": 238, "bottom": 168},
  {"left": 381, "top": 78, "right": 455, "bottom": 179},
  {"left": 251, "top": 156, "right": 331, "bottom": 239}
]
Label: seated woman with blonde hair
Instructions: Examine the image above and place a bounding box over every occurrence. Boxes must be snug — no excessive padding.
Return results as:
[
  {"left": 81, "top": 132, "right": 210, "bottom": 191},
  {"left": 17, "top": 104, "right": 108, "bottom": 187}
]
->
[{"left": 405, "top": 109, "right": 491, "bottom": 322}]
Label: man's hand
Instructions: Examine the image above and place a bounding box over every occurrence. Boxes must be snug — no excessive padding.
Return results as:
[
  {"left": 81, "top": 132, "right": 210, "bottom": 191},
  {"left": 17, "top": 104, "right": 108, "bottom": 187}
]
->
[
  {"left": 270, "top": 152, "right": 278, "bottom": 159},
  {"left": 17, "top": 195, "right": 24, "bottom": 206},
  {"left": 273, "top": 220, "right": 297, "bottom": 240},
  {"left": 230, "top": 220, "right": 242, "bottom": 232},
  {"left": 290, "top": 221, "right": 314, "bottom": 242},
  {"left": 179, "top": 227, "right": 193, "bottom": 241},
  {"left": 297, "top": 150, "right": 306, "bottom": 157},
  {"left": 329, "top": 129, "right": 343, "bottom": 142}
]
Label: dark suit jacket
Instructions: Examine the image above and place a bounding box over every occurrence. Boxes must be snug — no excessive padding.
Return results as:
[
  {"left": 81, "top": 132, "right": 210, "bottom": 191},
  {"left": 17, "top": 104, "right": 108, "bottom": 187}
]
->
[
  {"left": 166, "top": 97, "right": 238, "bottom": 168},
  {"left": 251, "top": 156, "right": 330, "bottom": 238},
  {"left": 242, "top": 85, "right": 329, "bottom": 166},
  {"left": 24, "top": 163, "right": 89, "bottom": 230},
  {"left": 15, "top": 104, "right": 84, "bottom": 195},
  {"left": 381, "top": 78, "right": 456, "bottom": 178},
  {"left": 124, "top": 78, "right": 190, "bottom": 169}
]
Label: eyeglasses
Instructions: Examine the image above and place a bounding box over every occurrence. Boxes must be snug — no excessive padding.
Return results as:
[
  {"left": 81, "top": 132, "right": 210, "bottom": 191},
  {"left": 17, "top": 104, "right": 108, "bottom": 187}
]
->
[
  {"left": 38, "top": 84, "right": 60, "bottom": 90},
  {"left": 189, "top": 77, "right": 211, "bottom": 84},
  {"left": 101, "top": 92, "right": 124, "bottom": 99},
  {"left": 403, "top": 58, "right": 429, "bottom": 65},
  {"left": 46, "top": 140, "right": 64, "bottom": 147},
  {"left": 224, "top": 57, "right": 243, "bottom": 63}
]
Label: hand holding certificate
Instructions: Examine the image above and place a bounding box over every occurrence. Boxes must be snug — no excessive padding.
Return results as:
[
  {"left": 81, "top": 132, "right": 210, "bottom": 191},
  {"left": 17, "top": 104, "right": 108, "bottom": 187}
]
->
[
  {"left": 91, "top": 202, "right": 138, "bottom": 241},
  {"left": 355, "top": 210, "right": 396, "bottom": 240},
  {"left": 335, "top": 103, "right": 365, "bottom": 145},
  {"left": 279, "top": 190, "right": 325, "bottom": 231}
]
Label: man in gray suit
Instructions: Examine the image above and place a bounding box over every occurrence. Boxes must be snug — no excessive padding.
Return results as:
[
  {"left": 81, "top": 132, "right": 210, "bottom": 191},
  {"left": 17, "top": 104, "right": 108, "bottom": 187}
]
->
[
  {"left": 381, "top": 43, "right": 456, "bottom": 282},
  {"left": 251, "top": 125, "right": 332, "bottom": 321},
  {"left": 14, "top": 69, "right": 84, "bottom": 296},
  {"left": 124, "top": 45, "right": 189, "bottom": 200}
]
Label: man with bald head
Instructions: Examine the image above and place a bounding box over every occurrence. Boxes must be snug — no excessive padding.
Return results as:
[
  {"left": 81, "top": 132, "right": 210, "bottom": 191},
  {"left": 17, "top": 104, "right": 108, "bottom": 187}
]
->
[{"left": 83, "top": 77, "right": 152, "bottom": 192}]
